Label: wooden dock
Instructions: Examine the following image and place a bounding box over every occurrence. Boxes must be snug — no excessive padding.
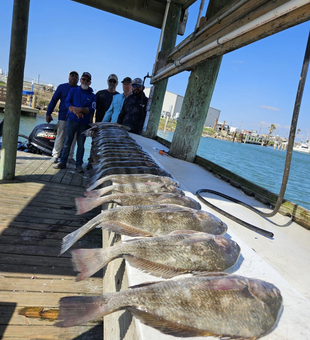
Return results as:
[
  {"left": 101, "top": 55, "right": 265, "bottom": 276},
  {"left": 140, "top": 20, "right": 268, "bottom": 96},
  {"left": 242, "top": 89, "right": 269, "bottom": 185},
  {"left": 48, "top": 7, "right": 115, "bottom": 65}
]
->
[{"left": 0, "top": 151, "right": 103, "bottom": 339}]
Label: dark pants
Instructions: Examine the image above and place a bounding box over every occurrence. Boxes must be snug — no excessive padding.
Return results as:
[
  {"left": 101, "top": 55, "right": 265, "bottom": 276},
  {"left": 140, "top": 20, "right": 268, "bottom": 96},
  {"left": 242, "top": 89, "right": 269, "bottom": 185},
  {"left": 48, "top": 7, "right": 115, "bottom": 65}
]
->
[{"left": 60, "top": 119, "right": 88, "bottom": 166}]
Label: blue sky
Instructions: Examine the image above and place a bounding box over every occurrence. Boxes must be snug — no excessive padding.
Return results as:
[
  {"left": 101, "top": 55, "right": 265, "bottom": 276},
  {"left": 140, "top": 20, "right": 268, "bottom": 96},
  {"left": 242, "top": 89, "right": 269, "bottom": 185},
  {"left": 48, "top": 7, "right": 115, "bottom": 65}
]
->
[{"left": 1, "top": 0, "right": 309, "bottom": 141}]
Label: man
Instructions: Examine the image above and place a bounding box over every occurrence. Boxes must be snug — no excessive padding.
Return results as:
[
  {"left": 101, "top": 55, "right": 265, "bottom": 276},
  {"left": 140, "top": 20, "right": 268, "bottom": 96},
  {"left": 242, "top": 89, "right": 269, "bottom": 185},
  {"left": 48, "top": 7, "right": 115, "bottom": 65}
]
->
[
  {"left": 94, "top": 74, "right": 119, "bottom": 122},
  {"left": 102, "top": 77, "right": 132, "bottom": 123},
  {"left": 46, "top": 71, "right": 79, "bottom": 163},
  {"left": 117, "top": 77, "right": 148, "bottom": 135},
  {"left": 86, "top": 73, "right": 120, "bottom": 170},
  {"left": 53, "top": 72, "right": 96, "bottom": 173}
]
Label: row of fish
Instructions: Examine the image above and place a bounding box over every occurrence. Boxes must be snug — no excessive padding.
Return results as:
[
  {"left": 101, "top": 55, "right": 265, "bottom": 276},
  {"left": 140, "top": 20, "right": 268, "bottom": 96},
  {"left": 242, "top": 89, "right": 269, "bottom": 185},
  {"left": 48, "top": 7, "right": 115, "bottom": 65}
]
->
[{"left": 56, "top": 123, "right": 282, "bottom": 339}]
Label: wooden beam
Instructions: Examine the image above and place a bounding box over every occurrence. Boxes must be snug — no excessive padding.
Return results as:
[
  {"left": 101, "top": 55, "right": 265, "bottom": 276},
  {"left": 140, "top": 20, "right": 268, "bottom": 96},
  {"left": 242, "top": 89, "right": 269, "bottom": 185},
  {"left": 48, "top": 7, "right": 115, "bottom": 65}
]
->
[
  {"left": 143, "top": 2, "right": 182, "bottom": 139},
  {"left": 0, "top": 0, "right": 30, "bottom": 180},
  {"left": 153, "top": 0, "right": 310, "bottom": 82},
  {"left": 168, "top": 0, "right": 228, "bottom": 162}
]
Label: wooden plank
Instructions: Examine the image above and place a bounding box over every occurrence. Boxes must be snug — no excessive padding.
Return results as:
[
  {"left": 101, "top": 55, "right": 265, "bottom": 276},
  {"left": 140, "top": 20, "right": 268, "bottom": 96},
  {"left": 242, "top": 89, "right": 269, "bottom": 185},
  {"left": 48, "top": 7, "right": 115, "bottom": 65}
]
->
[
  {"left": 0, "top": 324, "right": 103, "bottom": 340},
  {"left": 0, "top": 276, "right": 102, "bottom": 294},
  {"left": 0, "top": 220, "right": 98, "bottom": 232}
]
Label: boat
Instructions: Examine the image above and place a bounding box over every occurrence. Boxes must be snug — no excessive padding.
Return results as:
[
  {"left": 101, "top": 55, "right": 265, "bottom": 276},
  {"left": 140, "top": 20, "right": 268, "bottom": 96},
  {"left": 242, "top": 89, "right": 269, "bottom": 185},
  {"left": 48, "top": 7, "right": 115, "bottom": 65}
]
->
[{"left": 293, "top": 142, "right": 310, "bottom": 154}]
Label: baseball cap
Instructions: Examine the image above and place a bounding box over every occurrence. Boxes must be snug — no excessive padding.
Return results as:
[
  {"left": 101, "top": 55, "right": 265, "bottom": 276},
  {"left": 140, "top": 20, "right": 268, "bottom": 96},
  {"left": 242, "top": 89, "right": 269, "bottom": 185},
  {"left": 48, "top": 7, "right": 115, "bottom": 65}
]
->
[
  {"left": 132, "top": 78, "right": 143, "bottom": 86},
  {"left": 121, "top": 77, "right": 132, "bottom": 84},
  {"left": 69, "top": 71, "right": 79, "bottom": 77},
  {"left": 81, "top": 72, "right": 91, "bottom": 80},
  {"left": 108, "top": 74, "right": 118, "bottom": 82}
]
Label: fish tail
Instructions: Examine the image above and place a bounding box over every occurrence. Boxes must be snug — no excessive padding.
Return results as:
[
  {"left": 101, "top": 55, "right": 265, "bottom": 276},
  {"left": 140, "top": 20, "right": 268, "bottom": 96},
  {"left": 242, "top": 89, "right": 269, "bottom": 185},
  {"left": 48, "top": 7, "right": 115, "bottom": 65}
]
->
[
  {"left": 72, "top": 248, "right": 112, "bottom": 281},
  {"left": 60, "top": 215, "right": 104, "bottom": 255},
  {"left": 84, "top": 189, "right": 103, "bottom": 198},
  {"left": 55, "top": 295, "right": 113, "bottom": 327},
  {"left": 86, "top": 177, "right": 106, "bottom": 192},
  {"left": 75, "top": 197, "right": 107, "bottom": 215}
]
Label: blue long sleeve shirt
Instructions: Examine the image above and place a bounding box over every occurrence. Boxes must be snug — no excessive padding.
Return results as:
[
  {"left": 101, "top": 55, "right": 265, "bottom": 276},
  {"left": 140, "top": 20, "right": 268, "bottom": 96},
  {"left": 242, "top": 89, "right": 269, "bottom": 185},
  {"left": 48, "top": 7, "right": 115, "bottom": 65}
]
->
[
  {"left": 46, "top": 82, "right": 77, "bottom": 120},
  {"left": 102, "top": 93, "right": 127, "bottom": 123},
  {"left": 65, "top": 86, "right": 96, "bottom": 125}
]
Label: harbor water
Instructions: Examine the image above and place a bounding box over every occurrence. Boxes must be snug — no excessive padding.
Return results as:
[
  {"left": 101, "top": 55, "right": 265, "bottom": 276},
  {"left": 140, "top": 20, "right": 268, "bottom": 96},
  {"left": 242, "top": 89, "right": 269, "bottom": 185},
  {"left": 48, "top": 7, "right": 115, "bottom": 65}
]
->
[
  {"left": 158, "top": 130, "right": 310, "bottom": 211},
  {"left": 1, "top": 112, "right": 309, "bottom": 211}
]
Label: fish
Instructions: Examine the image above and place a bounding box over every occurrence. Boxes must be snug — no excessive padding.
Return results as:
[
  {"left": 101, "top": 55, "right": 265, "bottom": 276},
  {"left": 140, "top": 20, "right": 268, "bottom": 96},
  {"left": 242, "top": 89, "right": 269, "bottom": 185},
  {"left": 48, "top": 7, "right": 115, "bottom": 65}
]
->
[
  {"left": 60, "top": 204, "right": 227, "bottom": 255},
  {"left": 56, "top": 273, "right": 283, "bottom": 340},
  {"left": 91, "top": 160, "right": 157, "bottom": 173},
  {"left": 85, "top": 182, "right": 184, "bottom": 199},
  {"left": 71, "top": 231, "right": 240, "bottom": 281},
  {"left": 86, "top": 174, "right": 178, "bottom": 192},
  {"left": 87, "top": 167, "right": 172, "bottom": 187},
  {"left": 76, "top": 192, "right": 200, "bottom": 214}
]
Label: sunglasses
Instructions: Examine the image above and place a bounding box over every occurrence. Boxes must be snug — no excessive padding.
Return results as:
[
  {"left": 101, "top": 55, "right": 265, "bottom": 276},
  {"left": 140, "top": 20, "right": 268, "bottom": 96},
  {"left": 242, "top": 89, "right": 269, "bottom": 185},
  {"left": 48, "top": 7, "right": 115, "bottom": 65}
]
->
[
  {"left": 109, "top": 79, "right": 117, "bottom": 84},
  {"left": 70, "top": 74, "right": 79, "bottom": 78},
  {"left": 81, "top": 77, "right": 90, "bottom": 82},
  {"left": 132, "top": 84, "right": 142, "bottom": 88}
]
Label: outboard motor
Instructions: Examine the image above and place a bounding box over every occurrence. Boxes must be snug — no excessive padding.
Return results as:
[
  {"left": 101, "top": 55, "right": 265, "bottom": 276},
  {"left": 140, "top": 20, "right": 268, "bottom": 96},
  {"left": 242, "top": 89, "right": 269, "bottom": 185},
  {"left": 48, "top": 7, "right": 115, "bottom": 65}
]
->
[{"left": 27, "top": 123, "right": 57, "bottom": 155}]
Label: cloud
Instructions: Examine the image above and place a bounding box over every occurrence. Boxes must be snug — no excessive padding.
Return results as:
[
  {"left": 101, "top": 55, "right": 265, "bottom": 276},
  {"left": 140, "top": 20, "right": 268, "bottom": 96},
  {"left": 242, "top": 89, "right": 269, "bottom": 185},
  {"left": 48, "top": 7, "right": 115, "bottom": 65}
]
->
[
  {"left": 260, "top": 105, "right": 279, "bottom": 111},
  {"left": 232, "top": 60, "right": 244, "bottom": 64},
  {"left": 259, "top": 121, "right": 290, "bottom": 129}
]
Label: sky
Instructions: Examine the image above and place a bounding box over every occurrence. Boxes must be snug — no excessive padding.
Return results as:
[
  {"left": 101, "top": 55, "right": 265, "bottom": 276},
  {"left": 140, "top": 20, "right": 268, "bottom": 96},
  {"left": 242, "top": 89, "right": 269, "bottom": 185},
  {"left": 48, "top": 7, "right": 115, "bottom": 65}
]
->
[{"left": 1, "top": 0, "right": 310, "bottom": 141}]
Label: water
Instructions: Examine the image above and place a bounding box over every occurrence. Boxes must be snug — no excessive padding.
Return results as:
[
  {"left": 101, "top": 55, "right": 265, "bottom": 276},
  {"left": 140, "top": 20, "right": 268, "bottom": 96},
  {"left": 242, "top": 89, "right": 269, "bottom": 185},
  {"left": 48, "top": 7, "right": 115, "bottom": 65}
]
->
[
  {"left": 0, "top": 111, "right": 92, "bottom": 163},
  {"left": 1, "top": 112, "right": 309, "bottom": 211},
  {"left": 158, "top": 130, "right": 310, "bottom": 211}
]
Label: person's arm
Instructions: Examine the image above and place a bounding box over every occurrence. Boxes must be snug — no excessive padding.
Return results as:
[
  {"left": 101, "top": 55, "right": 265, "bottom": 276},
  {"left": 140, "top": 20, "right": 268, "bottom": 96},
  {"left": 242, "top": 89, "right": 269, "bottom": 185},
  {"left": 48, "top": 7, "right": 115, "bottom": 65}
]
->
[
  {"left": 117, "top": 102, "right": 125, "bottom": 124},
  {"left": 102, "top": 98, "right": 114, "bottom": 122},
  {"left": 45, "top": 86, "right": 61, "bottom": 123}
]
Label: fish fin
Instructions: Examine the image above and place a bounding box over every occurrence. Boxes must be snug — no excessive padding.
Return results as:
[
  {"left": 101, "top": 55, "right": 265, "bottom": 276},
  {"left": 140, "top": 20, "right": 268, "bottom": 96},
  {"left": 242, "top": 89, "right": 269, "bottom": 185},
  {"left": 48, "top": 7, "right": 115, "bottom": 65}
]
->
[
  {"left": 128, "top": 307, "right": 213, "bottom": 337},
  {"left": 102, "top": 221, "right": 154, "bottom": 237},
  {"left": 175, "top": 233, "right": 214, "bottom": 245},
  {"left": 71, "top": 248, "right": 110, "bottom": 281},
  {"left": 152, "top": 205, "right": 190, "bottom": 213},
  {"left": 124, "top": 255, "right": 185, "bottom": 279},
  {"left": 86, "top": 177, "right": 106, "bottom": 191},
  {"left": 60, "top": 217, "right": 103, "bottom": 255},
  {"left": 55, "top": 295, "right": 109, "bottom": 327},
  {"left": 192, "top": 272, "right": 229, "bottom": 277},
  {"left": 85, "top": 187, "right": 107, "bottom": 198},
  {"left": 168, "top": 230, "right": 198, "bottom": 235},
  {"left": 75, "top": 197, "right": 107, "bottom": 215}
]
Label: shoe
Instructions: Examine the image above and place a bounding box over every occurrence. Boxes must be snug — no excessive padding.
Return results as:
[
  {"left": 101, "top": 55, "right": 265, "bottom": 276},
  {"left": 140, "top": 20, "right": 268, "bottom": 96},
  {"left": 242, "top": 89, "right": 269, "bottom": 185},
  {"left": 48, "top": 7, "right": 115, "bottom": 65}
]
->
[
  {"left": 53, "top": 163, "right": 66, "bottom": 169},
  {"left": 85, "top": 163, "right": 93, "bottom": 170},
  {"left": 68, "top": 158, "right": 76, "bottom": 164},
  {"left": 50, "top": 156, "right": 59, "bottom": 163},
  {"left": 76, "top": 165, "right": 84, "bottom": 173}
]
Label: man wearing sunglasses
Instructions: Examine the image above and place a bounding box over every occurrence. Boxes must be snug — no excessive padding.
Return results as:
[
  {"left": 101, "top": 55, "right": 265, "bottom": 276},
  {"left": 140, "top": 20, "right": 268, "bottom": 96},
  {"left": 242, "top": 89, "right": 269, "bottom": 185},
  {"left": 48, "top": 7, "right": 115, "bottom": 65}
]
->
[
  {"left": 86, "top": 73, "right": 120, "bottom": 170},
  {"left": 46, "top": 71, "right": 79, "bottom": 163},
  {"left": 102, "top": 77, "right": 132, "bottom": 123},
  {"left": 54, "top": 72, "right": 96, "bottom": 173},
  {"left": 94, "top": 74, "right": 119, "bottom": 122},
  {"left": 117, "top": 77, "right": 148, "bottom": 135}
]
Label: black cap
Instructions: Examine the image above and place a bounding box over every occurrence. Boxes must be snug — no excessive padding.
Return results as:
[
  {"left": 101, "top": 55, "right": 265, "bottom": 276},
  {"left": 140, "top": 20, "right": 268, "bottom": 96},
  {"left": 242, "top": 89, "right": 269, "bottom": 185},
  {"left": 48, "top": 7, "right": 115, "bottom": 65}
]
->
[
  {"left": 81, "top": 72, "right": 91, "bottom": 80},
  {"left": 121, "top": 77, "right": 132, "bottom": 84}
]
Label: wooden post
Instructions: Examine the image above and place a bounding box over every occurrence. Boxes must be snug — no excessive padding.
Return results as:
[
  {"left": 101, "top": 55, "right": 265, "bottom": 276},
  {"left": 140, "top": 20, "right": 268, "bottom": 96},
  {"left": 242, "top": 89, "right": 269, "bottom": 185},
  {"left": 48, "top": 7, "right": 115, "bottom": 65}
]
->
[
  {"left": 169, "top": 0, "right": 233, "bottom": 162},
  {"left": 0, "top": 0, "right": 30, "bottom": 180},
  {"left": 169, "top": 57, "right": 222, "bottom": 161},
  {"left": 143, "top": 2, "right": 182, "bottom": 139}
]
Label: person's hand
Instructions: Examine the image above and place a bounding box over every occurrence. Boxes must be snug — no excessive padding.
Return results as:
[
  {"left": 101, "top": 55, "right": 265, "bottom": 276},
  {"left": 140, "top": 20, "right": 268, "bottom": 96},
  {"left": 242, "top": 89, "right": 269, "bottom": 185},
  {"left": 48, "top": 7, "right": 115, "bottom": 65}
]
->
[{"left": 46, "top": 115, "right": 53, "bottom": 123}]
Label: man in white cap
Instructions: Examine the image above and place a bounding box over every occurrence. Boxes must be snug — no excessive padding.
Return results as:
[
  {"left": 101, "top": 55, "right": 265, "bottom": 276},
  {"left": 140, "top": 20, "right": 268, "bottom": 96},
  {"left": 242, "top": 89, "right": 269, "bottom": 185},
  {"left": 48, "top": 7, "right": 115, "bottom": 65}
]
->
[
  {"left": 117, "top": 77, "right": 148, "bottom": 135},
  {"left": 94, "top": 74, "right": 119, "bottom": 122}
]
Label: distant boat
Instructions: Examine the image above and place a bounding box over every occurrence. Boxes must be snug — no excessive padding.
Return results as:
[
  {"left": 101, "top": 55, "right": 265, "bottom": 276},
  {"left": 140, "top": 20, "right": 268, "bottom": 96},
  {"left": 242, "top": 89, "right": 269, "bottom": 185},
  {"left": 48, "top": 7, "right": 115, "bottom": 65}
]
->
[{"left": 293, "top": 142, "right": 310, "bottom": 154}]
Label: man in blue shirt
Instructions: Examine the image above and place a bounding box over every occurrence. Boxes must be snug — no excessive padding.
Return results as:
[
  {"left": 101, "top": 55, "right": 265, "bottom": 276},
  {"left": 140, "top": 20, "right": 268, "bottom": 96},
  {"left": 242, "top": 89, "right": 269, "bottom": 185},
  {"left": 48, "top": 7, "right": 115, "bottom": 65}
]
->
[
  {"left": 54, "top": 72, "right": 96, "bottom": 173},
  {"left": 102, "top": 77, "right": 132, "bottom": 123},
  {"left": 46, "top": 71, "right": 79, "bottom": 163}
]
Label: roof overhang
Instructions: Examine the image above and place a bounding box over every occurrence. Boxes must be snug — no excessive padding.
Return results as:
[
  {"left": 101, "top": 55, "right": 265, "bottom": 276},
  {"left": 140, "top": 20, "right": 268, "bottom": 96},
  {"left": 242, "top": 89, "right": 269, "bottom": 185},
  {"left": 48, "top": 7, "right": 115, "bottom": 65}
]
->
[{"left": 71, "top": 0, "right": 196, "bottom": 31}]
